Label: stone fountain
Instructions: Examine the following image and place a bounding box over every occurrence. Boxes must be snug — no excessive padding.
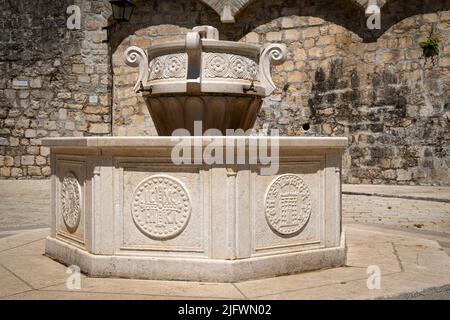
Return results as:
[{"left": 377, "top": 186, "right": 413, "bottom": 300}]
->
[{"left": 43, "top": 26, "right": 347, "bottom": 282}]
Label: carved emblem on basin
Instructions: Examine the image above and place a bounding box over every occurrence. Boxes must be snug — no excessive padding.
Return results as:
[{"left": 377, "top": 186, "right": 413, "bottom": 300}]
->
[
  {"left": 265, "top": 174, "right": 312, "bottom": 236},
  {"left": 61, "top": 172, "right": 82, "bottom": 234},
  {"left": 132, "top": 175, "right": 191, "bottom": 240}
]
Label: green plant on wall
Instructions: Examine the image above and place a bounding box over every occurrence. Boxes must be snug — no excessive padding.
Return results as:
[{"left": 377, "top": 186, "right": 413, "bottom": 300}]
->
[{"left": 420, "top": 24, "right": 441, "bottom": 64}]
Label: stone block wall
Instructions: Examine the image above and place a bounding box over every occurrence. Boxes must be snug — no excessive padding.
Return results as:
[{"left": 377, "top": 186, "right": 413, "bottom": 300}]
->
[
  {"left": 0, "top": 0, "right": 112, "bottom": 179},
  {"left": 1, "top": 0, "right": 449, "bottom": 185},
  {"left": 112, "top": 0, "right": 450, "bottom": 185}
]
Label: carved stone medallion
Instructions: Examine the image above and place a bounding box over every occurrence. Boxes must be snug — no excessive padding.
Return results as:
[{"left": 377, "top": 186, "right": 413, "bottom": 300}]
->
[
  {"left": 132, "top": 176, "right": 191, "bottom": 240},
  {"left": 61, "top": 172, "right": 82, "bottom": 233},
  {"left": 265, "top": 174, "right": 312, "bottom": 235}
]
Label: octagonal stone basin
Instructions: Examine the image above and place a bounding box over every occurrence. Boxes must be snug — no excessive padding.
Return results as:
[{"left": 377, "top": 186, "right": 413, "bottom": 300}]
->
[
  {"left": 43, "top": 26, "right": 347, "bottom": 283},
  {"left": 43, "top": 136, "right": 347, "bottom": 282},
  {"left": 125, "top": 26, "right": 287, "bottom": 135}
]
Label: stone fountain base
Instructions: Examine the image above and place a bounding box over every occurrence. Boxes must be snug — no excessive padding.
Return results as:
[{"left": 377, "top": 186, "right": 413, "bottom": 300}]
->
[{"left": 43, "top": 136, "right": 347, "bottom": 282}]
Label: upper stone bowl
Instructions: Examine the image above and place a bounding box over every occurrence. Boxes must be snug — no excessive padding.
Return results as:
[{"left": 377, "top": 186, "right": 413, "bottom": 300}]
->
[{"left": 125, "top": 26, "right": 287, "bottom": 135}]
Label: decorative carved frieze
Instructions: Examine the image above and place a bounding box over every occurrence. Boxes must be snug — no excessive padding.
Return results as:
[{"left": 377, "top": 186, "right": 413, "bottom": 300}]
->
[
  {"left": 149, "top": 54, "right": 187, "bottom": 80},
  {"left": 125, "top": 25, "right": 286, "bottom": 96},
  {"left": 203, "top": 53, "right": 258, "bottom": 80}
]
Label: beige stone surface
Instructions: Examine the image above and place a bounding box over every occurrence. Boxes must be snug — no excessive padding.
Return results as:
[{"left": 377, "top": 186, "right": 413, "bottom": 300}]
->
[
  {"left": 41, "top": 278, "right": 244, "bottom": 300},
  {"left": 343, "top": 194, "right": 450, "bottom": 234},
  {"left": 42, "top": 136, "right": 348, "bottom": 148},
  {"left": 0, "top": 229, "right": 49, "bottom": 251},
  {"left": 1, "top": 223, "right": 449, "bottom": 300},
  {"left": 0, "top": 180, "right": 50, "bottom": 231},
  {"left": 0, "top": 265, "right": 31, "bottom": 298},
  {"left": 42, "top": 136, "right": 346, "bottom": 282},
  {"left": 0, "top": 248, "right": 75, "bottom": 289},
  {"left": 343, "top": 184, "right": 450, "bottom": 202},
  {"left": 3, "top": 291, "right": 203, "bottom": 300}
]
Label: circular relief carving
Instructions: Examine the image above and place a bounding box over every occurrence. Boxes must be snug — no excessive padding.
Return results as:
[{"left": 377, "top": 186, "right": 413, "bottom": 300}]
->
[
  {"left": 265, "top": 174, "right": 312, "bottom": 236},
  {"left": 163, "top": 54, "right": 186, "bottom": 78},
  {"left": 149, "top": 54, "right": 187, "bottom": 80},
  {"left": 132, "top": 175, "right": 191, "bottom": 240},
  {"left": 207, "top": 54, "right": 228, "bottom": 77},
  {"left": 204, "top": 53, "right": 258, "bottom": 80},
  {"left": 61, "top": 172, "right": 82, "bottom": 234},
  {"left": 230, "top": 55, "right": 248, "bottom": 78}
]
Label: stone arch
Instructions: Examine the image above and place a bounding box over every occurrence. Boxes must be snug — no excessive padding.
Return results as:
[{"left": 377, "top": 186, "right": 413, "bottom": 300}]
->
[
  {"left": 106, "top": 0, "right": 450, "bottom": 45},
  {"left": 198, "top": 0, "right": 390, "bottom": 23},
  {"left": 197, "top": 0, "right": 450, "bottom": 43},
  {"left": 105, "top": 0, "right": 450, "bottom": 185},
  {"left": 370, "top": 0, "right": 450, "bottom": 41},
  {"left": 108, "top": 0, "right": 366, "bottom": 45}
]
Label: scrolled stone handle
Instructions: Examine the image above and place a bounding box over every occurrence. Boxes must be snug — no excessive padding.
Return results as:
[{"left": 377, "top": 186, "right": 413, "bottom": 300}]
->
[
  {"left": 259, "top": 43, "right": 288, "bottom": 96},
  {"left": 124, "top": 46, "right": 149, "bottom": 92}
]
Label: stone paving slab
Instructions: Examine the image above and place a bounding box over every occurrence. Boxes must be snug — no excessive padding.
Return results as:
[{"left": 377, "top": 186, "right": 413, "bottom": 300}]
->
[
  {"left": 0, "top": 265, "right": 31, "bottom": 298},
  {"left": 3, "top": 290, "right": 209, "bottom": 300},
  {"left": 0, "top": 180, "right": 50, "bottom": 231},
  {"left": 0, "top": 228, "right": 49, "bottom": 252},
  {"left": 1, "top": 181, "right": 449, "bottom": 299},
  {"left": 343, "top": 194, "right": 450, "bottom": 234},
  {"left": 343, "top": 184, "right": 450, "bottom": 202},
  {"left": 347, "top": 222, "right": 450, "bottom": 255},
  {"left": 41, "top": 278, "right": 245, "bottom": 300},
  {"left": 0, "top": 224, "right": 449, "bottom": 300}
]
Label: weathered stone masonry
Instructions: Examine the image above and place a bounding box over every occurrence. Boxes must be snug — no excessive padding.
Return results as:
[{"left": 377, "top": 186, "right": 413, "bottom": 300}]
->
[
  {"left": 1, "top": 0, "right": 449, "bottom": 185},
  {"left": 0, "top": 0, "right": 112, "bottom": 178}
]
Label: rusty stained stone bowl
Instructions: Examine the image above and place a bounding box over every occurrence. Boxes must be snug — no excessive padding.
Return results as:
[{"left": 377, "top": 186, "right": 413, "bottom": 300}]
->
[{"left": 125, "top": 26, "right": 287, "bottom": 136}]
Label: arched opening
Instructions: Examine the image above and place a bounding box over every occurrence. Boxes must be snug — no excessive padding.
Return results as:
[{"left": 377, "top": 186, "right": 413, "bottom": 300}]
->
[{"left": 107, "top": 0, "right": 450, "bottom": 184}]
